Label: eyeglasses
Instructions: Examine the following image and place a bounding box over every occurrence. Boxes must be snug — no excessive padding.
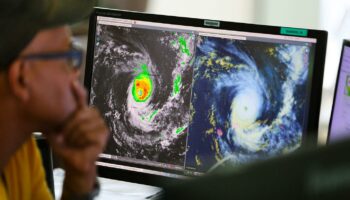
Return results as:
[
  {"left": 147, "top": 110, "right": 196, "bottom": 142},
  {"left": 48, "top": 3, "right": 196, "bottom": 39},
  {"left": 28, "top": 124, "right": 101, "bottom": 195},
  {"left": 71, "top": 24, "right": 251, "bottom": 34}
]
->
[{"left": 20, "top": 46, "right": 84, "bottom": 70}]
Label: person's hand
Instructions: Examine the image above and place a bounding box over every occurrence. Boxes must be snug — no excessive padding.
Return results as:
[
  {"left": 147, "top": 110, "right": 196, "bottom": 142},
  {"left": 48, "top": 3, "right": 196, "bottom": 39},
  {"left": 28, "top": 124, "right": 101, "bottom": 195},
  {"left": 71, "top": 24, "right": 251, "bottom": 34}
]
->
[{"left": 46, "top": 81, "right": 109, "bottom": 197}]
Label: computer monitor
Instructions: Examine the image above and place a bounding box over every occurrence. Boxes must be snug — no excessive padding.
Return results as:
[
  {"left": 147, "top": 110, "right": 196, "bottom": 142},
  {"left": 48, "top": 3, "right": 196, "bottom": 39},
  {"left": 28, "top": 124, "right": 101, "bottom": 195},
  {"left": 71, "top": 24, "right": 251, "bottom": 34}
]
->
[
  {"left": 328, "top": 40, "right": 350, "bottom": 144},
  {"left": 161, "top": 137, "right": 350, "bottom": 200},
  {"left": 85, "top": 8, "right": 327, "bottom": 185}
]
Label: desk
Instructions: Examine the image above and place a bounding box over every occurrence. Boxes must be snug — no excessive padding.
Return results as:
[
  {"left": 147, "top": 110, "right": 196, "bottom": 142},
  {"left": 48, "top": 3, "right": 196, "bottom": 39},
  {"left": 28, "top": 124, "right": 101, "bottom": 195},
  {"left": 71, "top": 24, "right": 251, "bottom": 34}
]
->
[{"left": 54, "top": 168, "right": 162, "bottom": 200}]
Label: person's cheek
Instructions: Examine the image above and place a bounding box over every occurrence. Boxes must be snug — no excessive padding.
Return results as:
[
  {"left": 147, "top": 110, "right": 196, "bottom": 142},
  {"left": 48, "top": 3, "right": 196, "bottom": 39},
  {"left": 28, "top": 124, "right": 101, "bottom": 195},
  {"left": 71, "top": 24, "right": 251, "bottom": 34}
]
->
[
  {"left": 57, "top": 80, "right": 77, "bottom": 122},
  {"left": 66, "top": 82, "right": 78, "bottom": 115}
]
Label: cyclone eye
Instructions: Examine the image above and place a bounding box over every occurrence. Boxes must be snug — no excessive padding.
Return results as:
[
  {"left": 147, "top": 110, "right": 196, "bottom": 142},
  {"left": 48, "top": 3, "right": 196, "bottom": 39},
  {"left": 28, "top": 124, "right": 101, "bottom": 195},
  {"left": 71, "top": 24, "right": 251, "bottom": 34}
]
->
[
  {"left": 231, "top": 88, "right": 262, "bottom": 129},
  {"left": 132, "top": 64, "right": 153, "bottom": 102}
]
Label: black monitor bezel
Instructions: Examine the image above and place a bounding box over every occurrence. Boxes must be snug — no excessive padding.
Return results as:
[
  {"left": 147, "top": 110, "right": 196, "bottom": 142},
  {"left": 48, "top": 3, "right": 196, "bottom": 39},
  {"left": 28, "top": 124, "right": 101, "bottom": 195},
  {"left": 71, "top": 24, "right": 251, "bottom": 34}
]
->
[
  {"left": 327, "top": 40, "right": 350, "bottom": 145},
  {"left": 85, "top": 8, "right": 328, "bottom": 186}
]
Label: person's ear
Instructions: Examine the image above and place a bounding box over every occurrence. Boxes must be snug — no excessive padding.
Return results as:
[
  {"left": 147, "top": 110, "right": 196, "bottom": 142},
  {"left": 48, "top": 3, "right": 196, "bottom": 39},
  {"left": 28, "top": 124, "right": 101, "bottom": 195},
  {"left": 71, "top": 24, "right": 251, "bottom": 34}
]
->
[{"left": 7, "top": 59, "right": 30, "bottom": 102}]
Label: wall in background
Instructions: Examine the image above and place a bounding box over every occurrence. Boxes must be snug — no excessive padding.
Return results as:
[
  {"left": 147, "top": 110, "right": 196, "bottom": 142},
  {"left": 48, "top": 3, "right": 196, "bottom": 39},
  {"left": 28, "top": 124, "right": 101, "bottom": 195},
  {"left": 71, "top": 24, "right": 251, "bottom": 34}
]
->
[
  {"left": 146, "top": 0, "right": 320, "bottom": 29},
  {"left": 254, "top": 0, "right": 320, "bottom": 29},
  {"left": 146, "top": 0, "right": 255, "bottom": 23}
]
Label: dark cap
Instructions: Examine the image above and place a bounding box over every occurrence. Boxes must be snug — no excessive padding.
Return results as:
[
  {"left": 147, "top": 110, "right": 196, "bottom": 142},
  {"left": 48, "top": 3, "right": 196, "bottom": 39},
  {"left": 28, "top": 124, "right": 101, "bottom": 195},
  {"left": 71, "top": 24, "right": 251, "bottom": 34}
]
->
[{"left": 0, "top": 0, "right": 96, "bottom": 70}]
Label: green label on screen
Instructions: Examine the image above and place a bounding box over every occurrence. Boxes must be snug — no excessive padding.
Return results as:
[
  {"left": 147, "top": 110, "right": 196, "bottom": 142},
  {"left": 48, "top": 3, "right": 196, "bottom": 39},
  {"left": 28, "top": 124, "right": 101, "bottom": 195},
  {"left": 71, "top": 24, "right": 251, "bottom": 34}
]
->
[
  {"left": 204, "top": 20, "right": 220, "bottom": 28},
  {"left": 280, "top": 27, "right": 308, "bottom": 37}
]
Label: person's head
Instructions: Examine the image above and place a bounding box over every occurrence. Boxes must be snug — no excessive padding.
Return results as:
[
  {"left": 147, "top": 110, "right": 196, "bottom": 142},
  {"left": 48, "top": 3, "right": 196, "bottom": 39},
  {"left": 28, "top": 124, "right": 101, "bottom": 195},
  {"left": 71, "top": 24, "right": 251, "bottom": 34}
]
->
[{"left": 0, "top": 0, "right": 95, "bottom": 132}]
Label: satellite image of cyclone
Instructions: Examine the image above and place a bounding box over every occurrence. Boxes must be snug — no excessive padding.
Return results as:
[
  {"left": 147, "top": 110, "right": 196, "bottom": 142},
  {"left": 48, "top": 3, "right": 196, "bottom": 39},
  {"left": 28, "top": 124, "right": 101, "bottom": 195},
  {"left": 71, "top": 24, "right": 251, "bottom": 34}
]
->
[
  {"left": 186, "top": 37, "right": 314, "bottom": 172},
  {"left": 90, "top": 24, "right": 195, "bottom": 166}
]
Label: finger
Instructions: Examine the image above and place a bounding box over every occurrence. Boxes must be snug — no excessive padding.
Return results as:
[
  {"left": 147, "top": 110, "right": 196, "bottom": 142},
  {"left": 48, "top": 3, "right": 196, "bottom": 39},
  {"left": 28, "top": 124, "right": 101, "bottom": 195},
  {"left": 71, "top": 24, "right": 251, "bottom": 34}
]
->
[
  {"left": 62, "top": 107, "right": 101, "bottom": 138},
  {"left": 62, "top": 109, "right": 94, "bottom": 137},
  {"left": 62, "top": 146, "right": 101, "bottom": 173},
  {"left": 65, "top": 124, "right": 100, "bottom": 148},
  {"left": 72, "top": 80, "right": 88, "bottom": 110},
  {"left": 44, "top": 132, "right": 63, "bottom": 149},
  {"left": 66, "top": 119, "right": 108, "bottom": 148},
  {"left": 57, "top": 135, "right": 106, "bottom": 171},
  {"left": 63, "top": 109, "right": 108, "bottom": 147},
  {"left": 45, "top": 132, "right": 72, "bottom": 158}
]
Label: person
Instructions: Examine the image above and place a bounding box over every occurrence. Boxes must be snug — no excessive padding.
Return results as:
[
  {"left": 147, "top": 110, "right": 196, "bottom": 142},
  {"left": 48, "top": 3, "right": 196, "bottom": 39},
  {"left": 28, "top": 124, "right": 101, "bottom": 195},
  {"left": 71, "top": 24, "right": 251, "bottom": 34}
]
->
[{"left": 0, "top": 0, "right": 109, "bottom": 199}]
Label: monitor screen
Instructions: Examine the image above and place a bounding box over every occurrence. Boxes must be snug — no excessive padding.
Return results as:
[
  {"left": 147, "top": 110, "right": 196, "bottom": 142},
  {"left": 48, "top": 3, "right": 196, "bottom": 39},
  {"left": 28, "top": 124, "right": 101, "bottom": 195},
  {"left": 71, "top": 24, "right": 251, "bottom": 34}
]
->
[
  {"left": 85, "top": 8, "right": 327, "bottom": 183},
  {"left": 328, "top": 41, "right": 350, "bottom": 144}
]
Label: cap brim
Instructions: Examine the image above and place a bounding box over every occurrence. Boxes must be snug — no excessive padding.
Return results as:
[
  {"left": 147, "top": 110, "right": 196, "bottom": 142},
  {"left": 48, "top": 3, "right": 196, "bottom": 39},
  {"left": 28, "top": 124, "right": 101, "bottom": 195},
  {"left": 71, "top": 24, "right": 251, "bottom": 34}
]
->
[
  {"left": 43, "top": 0, "right": 96, "bottom": 28},
  {"left": 0, "top": 0, "right": 95, "bottom": 69}
]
